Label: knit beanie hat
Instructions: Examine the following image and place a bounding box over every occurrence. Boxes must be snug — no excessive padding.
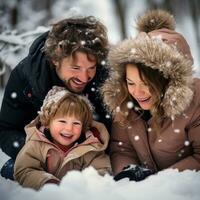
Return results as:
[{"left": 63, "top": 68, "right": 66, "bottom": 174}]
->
[
  {"left": 136, "top": 9, "right": 194, "bottom": 64},
  {"left": 38, "top": 86, "right": 93, "bottom": 126}
]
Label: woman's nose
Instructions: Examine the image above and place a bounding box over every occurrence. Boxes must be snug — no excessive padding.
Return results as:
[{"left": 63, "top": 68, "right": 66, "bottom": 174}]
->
[{"left": 133, "top": 85, "right": 144, "bottom": 96}]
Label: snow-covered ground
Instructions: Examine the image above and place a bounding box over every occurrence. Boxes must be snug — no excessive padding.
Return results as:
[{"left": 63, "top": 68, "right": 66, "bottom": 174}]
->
[{"left": 0, "top": 153, "right": 200, "bottom": 200}]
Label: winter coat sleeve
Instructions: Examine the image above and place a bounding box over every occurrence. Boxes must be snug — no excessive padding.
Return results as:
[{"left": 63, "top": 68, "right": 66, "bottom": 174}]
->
[
  {"left": 82, "top": 150, "right": 112, "bottom": 176},
  {"left": 170, "top": 105, "right": 200, "bottom": 171},
  {"left": 14, "top": 141, "right": 60, "bottom": 190},
  {"left": 0, "top": 61, "right": 37, "bottom": 159},
  {"left": 110, "top": 120, "right": 140, "bottom": 175}
]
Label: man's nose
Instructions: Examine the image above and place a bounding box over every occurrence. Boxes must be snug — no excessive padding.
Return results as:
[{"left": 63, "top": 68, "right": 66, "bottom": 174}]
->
[{"left": 78, "top": 70, "right": 90, "bottom": 83}]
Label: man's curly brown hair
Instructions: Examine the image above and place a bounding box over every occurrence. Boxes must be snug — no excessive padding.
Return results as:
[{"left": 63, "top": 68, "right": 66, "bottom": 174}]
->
[{"left": 44, "top": 16, "right": 108, "bottom": 66}]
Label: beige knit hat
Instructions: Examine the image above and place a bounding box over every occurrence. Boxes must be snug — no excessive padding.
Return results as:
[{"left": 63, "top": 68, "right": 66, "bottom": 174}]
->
[
  {"left": 38, "top": 86, "right": 93, "bottom": 126},
  {"left": 136, "top": 9, "right": 194, "bottom": 64}
]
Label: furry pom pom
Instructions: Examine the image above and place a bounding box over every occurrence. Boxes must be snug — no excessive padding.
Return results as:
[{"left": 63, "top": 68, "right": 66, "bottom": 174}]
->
[{"left": 136, "top": 9, "right": 175, "bottom": 32}]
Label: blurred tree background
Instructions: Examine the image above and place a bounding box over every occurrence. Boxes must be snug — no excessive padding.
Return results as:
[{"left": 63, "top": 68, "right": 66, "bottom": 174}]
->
[{"left": 0, "top": 0, "right": 199, "bottom": 87}]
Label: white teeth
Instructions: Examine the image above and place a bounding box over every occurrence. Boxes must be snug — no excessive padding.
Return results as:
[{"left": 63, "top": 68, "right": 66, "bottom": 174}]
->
[
  {"left": 138, "top": 97, "right": 151, "bottom": 102},
  {"left": 73, "top": 79, "right": 84, "bottom": 85},
  {"left": 74, "top": 80, "right": 82, "bottom": 85},
  {"left": 61, "top": 133, "right": 72, "bottom": 137}
]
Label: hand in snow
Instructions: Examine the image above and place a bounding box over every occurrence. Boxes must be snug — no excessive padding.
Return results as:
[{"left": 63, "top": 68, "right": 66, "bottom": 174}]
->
[{"left": 114, "top": 164, "right": 154, "bottom": 182}]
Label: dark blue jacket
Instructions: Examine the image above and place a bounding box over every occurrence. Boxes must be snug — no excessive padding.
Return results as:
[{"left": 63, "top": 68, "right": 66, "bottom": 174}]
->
[{"left": 0, "top": 32, "right": 111, "bottom": 159}]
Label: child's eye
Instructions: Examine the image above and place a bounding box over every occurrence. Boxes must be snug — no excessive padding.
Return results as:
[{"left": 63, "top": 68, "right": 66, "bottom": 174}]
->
[
  {"left": 59, "top": 120, "right": 66, "bottom": 123},
  {"left": 73, "top": 122, "right": 81, "bottom": 126}
]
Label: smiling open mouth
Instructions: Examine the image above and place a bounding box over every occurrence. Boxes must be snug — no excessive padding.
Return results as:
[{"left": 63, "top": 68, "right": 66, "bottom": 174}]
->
[
  {"left": 60, "top": 133, "right": 73, "bottom": 139},
  {"left": 72, "top": 78, "right": 87, "bottom": 87},
  {"left": 137, "top": 96, "right": 151, "bottom": 103}
]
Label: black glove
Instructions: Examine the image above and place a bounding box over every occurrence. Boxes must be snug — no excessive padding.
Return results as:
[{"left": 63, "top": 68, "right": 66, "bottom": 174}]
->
[
  {"left": 114, "top": 164, "right": 154, "bottom": 182},
  {"left": 0, "top": 158, "right": 15, "bottom": 180}
]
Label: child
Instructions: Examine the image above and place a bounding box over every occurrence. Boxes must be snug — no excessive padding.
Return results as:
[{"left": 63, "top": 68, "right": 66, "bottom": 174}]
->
[{"left": 14, "top": 86, "right": 111, "bottom": 190}]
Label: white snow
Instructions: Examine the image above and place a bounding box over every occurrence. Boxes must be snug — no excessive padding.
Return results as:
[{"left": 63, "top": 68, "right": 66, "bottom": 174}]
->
[{"left": 0, "top": 154, "right": 200, "bottom": 200}]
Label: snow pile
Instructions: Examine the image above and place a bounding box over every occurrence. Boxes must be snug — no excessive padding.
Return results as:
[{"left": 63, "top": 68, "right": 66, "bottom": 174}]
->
[{"left": 0, "top": 163, "right": 200, "bottom": 200}]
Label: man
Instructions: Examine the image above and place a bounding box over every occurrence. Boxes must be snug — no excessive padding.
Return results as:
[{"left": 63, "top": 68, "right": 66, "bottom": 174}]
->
[{"left": 0, "top": 16, "right": 111, "bottom": 179}]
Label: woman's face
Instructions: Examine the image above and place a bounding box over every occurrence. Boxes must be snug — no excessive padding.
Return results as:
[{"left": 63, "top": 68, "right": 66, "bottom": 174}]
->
[{"left": 126, "top": 64, "right": 155, "bottom": 110}]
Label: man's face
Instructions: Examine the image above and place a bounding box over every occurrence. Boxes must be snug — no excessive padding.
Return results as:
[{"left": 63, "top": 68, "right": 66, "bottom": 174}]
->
[{"left": 55, "top": 51, "right": 97, "bottom": 93}]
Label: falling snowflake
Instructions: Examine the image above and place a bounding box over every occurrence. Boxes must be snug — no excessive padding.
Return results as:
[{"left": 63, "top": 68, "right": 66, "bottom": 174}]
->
[
  {"left": 118, "top": 141, "right": 123, "bottom": 146},
  {"left": 13, "top": 141, "right": 19, "bottom": 148},
  {"left": 180, "top": 149, "right": 185, "bottom": 153},
  {"left": 174, "top": 129, "right": 180, "bottom": 133},
  {"left": 178, "top": 153, "right": 182, "bottom": 157},
  {"left": 150, "top": 19, "right": 155, "bottom": 23},
  {"left": 128, "top": 126, "right": 132, "bottom": 129},
  {"left": 184, "top": 141, "right": 190, "bottom": 146},
  {"left": 105, "top": 114, "right": 110, "bottom": 119},
  {"left": 158, "top": 139, "right": 162, "bottom": 143},
  {"left": 147, "top": 127, "right": 152, "bottom": 132},
  {"left": 134, "top": 106, "right": 140, "bottom": 111},
  {"left": 80, "top": 40, "right": 86, "bottom": 45},
  {"left": 101, "top": 60, "right": 106, "bottom": 65},
  {"left": 11, "top": 92, "right": 17, "bottom": 99},
  {"left": 91, "top": 87, "right": 95, "bottom": 92},
  {"left": 116, "top": 106, "right": 120, "bottom": 112},
  {"left": 127, "top": 101, "right": 134, "bottom": 109},
  {"left": 134, "top": 135, "right": 140, "bottom": 141}
]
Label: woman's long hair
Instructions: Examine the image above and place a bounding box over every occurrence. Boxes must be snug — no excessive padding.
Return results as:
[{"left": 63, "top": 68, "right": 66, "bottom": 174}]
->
[{"left": 116, "top": 62, "right": 169, "bottom": 135}]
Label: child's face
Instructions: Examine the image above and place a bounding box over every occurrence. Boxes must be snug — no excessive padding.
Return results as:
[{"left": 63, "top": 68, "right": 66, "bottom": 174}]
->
[{"left": 49, "top": 115, "right": 82, "bottom": 148}]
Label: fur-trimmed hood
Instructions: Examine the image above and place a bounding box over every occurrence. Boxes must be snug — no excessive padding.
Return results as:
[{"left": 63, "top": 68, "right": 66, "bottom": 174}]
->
[{"left": 102, "top": 33, "right": 194, "bottom": 119}]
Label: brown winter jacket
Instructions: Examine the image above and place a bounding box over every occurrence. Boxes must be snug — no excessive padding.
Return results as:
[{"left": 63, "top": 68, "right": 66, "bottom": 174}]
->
[
  {"left": 14, "top": 118, "right": 111, "bottom": 190},
  {"left": 110, "top": 79, "right": 200, "bottom": 174},
  {"left": 100, "top": 23, "right": 200, "bottom": 175}
]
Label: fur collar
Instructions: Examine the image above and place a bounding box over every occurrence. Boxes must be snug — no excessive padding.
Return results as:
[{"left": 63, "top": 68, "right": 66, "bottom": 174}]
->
[{"left": 102, "top": 34, "right": 194, "bottom": 118}]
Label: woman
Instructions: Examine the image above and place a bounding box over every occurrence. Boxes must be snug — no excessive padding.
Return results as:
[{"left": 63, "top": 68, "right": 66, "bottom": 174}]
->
[{"left": 101, "top": 10, "right": 200, "bottom": 181}]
